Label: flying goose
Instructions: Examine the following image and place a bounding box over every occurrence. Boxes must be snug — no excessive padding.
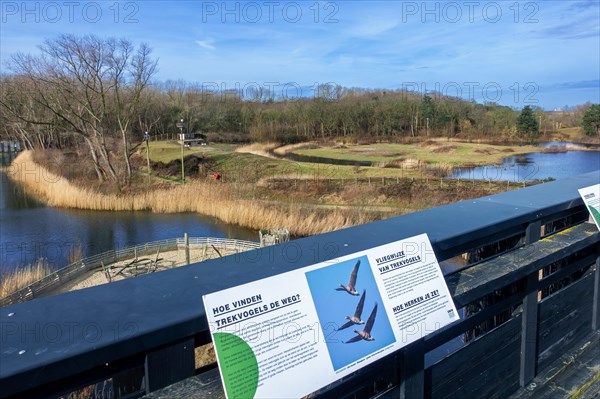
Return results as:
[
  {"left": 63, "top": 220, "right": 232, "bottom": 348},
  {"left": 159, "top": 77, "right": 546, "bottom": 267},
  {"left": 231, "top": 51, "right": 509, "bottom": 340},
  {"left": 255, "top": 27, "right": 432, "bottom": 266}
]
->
[
  {"left": 344, "top": 303, "right": 377, "bottom": 343},
  {"left": 336, "top": 260, "right": 360, "bottom": 296},
  {"left": 337, "top": 290, "right": 366, "bottom": 331}
]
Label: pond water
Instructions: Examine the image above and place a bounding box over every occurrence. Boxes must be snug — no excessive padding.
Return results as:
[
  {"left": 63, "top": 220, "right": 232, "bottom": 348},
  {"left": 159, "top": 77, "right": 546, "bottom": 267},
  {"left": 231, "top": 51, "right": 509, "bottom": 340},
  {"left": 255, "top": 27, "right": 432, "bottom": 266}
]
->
[
  {"left": 2, "top": 144, "right": 598, "bottom": 271},
  {"left": 0, "top": 154, "right": 257, "bottom": 272},
  {"left": 449, "top": 144, "right": 599, "bottom": 181}
]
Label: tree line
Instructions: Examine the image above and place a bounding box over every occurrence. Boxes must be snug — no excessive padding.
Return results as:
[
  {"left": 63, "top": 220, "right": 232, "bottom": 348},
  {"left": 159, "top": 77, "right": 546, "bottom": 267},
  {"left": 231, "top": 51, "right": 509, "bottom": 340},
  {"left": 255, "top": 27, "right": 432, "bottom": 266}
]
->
[{"left": 1, "top": 34, "right": 597, "bottom": 189}]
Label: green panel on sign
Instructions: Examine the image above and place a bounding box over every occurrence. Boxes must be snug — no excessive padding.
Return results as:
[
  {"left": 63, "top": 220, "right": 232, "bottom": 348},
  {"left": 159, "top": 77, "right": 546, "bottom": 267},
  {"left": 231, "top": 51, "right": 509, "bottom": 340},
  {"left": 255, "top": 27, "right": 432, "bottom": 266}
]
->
[
  {"left": 214, "top": 332, "right": 259, "bottom": 398},
  {"left": 588, "top": 205, "right": 600, "bottom": 226}
]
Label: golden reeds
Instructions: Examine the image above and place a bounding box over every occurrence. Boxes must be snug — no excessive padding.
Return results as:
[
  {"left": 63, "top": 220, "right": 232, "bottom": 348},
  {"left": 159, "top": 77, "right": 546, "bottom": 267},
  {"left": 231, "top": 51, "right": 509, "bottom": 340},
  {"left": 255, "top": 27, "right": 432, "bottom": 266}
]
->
[
  {"left": 235, "top": 142, "right": 280, "bottom": 158},
  {"left": 0, "top": 259, "right": 52, "bottom": 299},
  {"left": 5, "top": 151, "right": 376, "bottom": 236}
]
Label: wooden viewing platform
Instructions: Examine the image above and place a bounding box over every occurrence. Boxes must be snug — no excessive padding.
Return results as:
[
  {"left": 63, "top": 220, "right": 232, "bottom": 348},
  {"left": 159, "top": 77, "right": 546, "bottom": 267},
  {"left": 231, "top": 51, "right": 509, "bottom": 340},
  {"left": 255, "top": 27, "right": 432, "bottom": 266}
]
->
[
  {"left": 142, "top": 331, "right": 600, "bottom": 399},
  {"left": 0, "top": 171, "right": 598, "bottom": 399},
  {"left": 0, "top": 236, "right": 260, "bottom": 307}
]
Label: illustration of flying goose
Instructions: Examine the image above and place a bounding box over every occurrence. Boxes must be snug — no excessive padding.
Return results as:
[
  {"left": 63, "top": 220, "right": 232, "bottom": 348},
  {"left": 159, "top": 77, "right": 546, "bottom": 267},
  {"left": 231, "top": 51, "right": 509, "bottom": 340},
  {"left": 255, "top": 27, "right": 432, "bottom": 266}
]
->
[
  {"left": 344, "top": 302, "right": 377, "bottom": 343},
  {"left": 336, "top": 260, "right": 360, "bottom": 296},
  {"left": 337, "top": 290, "right": 366, "bottom": 331}
]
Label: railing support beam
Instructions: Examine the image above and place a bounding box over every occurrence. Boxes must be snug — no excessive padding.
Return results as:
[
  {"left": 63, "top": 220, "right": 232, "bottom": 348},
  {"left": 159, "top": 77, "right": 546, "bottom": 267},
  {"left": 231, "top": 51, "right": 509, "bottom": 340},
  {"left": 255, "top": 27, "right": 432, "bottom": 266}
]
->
[
  {"left": 519, "top": 272, "right": 539, "bottom": 387},
  {"left": 519, "top": 221, "right": 541, "bottom": 387},
  {"left": 525, "top": 220, "right": 541, "bottom": 244},
  {"left": 399, "top": 339, "right": 425, "bottom": 399},
  {"left": 520, "top": 221, "right": 541, "bottom": 387},
  {"left": 144, "top": 338, "right": 195, "bottom": 394},
  {"left": 593, "top": 256, "right": 600, "bottom": 331}
]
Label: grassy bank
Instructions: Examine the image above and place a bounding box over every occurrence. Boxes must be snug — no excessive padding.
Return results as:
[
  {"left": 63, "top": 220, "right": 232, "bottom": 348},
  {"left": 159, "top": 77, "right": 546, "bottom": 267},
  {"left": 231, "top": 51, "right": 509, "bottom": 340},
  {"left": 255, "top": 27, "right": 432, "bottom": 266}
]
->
[
  {"left": 291, "top": 140, "right": 544, "bottom": 167},
  {"left": 143, "top": 141, "right": 426, "bottom": 179},
  {"left": 5, "top": 151, "right": 381, "bottom": 236},
  {"left": 117, "top": 140, "right": 521, "bottom": 211}
]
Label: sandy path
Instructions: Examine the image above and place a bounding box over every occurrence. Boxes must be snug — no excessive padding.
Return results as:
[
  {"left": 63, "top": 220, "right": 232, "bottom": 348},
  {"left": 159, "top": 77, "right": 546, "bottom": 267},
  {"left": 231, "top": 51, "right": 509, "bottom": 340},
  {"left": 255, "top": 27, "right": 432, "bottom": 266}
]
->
[{"left": 58, "top": 244, "right": 254, "bottom": 293}]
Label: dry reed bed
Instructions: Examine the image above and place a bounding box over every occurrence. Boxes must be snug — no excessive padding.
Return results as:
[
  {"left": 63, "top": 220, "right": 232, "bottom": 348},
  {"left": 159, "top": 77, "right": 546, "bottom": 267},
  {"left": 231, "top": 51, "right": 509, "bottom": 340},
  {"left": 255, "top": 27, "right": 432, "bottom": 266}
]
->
[
  {"left": 234, "top": 142, "right": 281, "bottom": 158},
  {"left": 5, "top": 151, "right": 375, "bottom": 236},
  {"left": 0, "top": 259, "right": 52, "bottom": 298}
]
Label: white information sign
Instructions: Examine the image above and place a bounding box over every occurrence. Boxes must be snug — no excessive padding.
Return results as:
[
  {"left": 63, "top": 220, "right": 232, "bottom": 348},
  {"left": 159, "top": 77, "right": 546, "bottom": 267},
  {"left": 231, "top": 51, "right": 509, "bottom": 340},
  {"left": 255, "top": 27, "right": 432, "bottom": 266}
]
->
[
  {"left": 203, "top": 233, "right": 459, "bottom": 398},
  {"left": 578, "top": 184, "right": 600, "bottom": 231}
]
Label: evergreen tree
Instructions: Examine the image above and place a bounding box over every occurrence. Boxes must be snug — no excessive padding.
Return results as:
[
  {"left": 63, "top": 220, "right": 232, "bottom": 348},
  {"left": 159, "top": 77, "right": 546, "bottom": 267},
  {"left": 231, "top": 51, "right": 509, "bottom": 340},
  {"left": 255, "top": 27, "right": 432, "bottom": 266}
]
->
[
  {"left": 421, "top": 95, "right": 436, "bottom": 135},
  {"left": 516, "top": 105, "right": 539, "bottom": 135},
  {"left": 582, "top": 104, "right": 600, "bottom": 137}
]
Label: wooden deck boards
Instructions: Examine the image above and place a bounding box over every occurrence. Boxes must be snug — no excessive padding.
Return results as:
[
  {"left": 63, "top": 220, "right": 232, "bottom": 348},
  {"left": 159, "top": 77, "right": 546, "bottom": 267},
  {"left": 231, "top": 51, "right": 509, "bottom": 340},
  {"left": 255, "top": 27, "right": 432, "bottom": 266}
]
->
[
  {"left": 509, "top": 331, "right": 600, "bottom": 399},
  {"left": 143, "top": 330, "right": 599, "bottom": 399}
]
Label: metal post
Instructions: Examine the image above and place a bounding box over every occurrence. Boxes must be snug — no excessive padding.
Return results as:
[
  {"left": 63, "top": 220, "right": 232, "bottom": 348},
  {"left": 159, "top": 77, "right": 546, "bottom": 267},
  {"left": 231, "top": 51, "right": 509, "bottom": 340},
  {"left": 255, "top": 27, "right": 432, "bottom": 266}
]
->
[
  {"left": 144, "top": 132, "right": 151, "bottom": 187},
  {"left": 176, "top": 119, "right": 185, "bottom": 183},
  {"left": 181, "top": 141, "right": 185, "bottom": 183}
]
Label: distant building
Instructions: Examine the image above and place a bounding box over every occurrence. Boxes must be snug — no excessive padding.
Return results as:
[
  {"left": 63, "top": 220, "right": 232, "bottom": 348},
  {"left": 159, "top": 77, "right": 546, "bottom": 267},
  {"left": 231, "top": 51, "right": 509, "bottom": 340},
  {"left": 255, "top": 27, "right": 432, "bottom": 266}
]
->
[{"left": 178, "top": 133, "right": 207, "bottom": 147}]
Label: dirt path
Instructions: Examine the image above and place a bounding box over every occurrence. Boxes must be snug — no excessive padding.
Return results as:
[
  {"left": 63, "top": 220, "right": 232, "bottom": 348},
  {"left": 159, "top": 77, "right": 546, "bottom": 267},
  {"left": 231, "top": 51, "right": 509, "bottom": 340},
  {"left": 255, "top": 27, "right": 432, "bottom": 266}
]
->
[{"left": 56, "top": 243, "right": 254, "bottom": 293}]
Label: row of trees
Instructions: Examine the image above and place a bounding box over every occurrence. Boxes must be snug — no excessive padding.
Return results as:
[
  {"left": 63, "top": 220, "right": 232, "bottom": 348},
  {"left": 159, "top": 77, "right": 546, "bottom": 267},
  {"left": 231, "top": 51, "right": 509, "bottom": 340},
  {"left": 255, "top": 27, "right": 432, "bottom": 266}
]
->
[
  {"left": 1, "top": 34, "right": 597, "bottom": 188},
  {"left": 124, "top": 82, "right": 564, "bottom": 142}
]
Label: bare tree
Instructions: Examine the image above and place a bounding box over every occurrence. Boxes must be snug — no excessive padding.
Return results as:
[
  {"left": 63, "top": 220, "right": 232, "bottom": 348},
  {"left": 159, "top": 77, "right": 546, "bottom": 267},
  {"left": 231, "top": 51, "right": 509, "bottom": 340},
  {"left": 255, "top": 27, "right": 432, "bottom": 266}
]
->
[{"left": 3, "top": 34, "right": 157, "bottom": 187}]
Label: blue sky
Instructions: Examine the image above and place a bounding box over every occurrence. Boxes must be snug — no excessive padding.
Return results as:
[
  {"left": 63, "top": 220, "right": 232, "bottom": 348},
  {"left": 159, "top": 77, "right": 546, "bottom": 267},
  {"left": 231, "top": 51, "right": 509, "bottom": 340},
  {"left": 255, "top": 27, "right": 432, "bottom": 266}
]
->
[
  {"left": 305, "top": 255, "right": 395, "bottom": 371},
  {"left": 1, "top": 1, "right": 598, "bottom": 110}
]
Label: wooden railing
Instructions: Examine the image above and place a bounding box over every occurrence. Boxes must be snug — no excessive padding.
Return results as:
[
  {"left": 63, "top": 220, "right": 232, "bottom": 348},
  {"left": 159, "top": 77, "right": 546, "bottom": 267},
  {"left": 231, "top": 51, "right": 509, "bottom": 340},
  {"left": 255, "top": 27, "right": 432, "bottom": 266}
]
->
[
  {"left": 0, "top": 237, "right": 259, "bottom": 307},
  {"left": 0, "top": 171, "right": 598, "bottom": 399}
]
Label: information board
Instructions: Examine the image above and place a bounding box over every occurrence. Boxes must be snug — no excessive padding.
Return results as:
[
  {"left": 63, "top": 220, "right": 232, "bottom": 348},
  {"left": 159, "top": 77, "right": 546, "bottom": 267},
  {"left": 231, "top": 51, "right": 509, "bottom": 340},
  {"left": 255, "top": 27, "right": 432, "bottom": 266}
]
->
[
  {"left": 203, "top": 233, "right": 459, "bottom": 398},
  {"left": 579, "top": 184, "right": 600, "bottom": 231}
]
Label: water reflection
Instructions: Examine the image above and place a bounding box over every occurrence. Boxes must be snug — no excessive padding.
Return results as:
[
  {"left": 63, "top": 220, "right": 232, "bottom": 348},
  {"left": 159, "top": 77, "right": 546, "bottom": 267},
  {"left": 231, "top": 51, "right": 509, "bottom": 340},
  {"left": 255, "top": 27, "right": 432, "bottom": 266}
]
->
[
  {"left": 450, "top": 149, "right": 600, "bottom": 181},
  {"left": 0, "top": 154, "right": 258, "bottom": 272}
]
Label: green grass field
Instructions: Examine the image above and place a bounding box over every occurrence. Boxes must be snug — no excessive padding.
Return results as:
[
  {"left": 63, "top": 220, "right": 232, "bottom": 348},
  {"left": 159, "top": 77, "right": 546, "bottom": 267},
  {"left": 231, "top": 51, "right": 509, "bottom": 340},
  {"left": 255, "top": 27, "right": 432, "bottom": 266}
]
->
[
  {"left": 144, "top": 141, "right": 237, "bottom": 163},
  {"left": 143, "top": 137, "right": 593, "bottom": 181},
  {"left": 142, "top": 141, "right": 427, "bottom": 179},
  {"left": 292, "top": 141, "right": 543, "bottom": 167}
]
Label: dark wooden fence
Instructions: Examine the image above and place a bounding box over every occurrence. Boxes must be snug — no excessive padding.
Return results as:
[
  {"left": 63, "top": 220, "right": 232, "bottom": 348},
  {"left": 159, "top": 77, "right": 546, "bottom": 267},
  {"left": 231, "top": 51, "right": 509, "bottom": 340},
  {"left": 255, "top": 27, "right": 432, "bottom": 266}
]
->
[{"left": 0, "top": 171, "right": 598, "bottom": 399}]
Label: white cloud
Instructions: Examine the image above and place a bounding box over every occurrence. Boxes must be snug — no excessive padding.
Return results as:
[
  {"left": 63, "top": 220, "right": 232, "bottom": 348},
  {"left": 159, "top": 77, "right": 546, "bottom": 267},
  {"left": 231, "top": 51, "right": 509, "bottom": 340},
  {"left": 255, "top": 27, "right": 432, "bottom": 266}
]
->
[{"left": 195, "top": 39, "right": 215, "bottom": 51}]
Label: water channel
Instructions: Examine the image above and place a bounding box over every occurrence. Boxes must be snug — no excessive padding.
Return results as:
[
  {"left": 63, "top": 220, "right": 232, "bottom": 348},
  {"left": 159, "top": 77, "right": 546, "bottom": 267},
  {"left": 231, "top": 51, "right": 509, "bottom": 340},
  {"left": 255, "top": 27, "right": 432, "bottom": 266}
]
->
[
  {"left": 449, "top": 143, "right": 599, "bottom": 181},
  {"left": 2, "top": 144, "right": 598, "bottom": 272},
  {"left": 0, "top": 153, "right": 257, "bottom": 272}
]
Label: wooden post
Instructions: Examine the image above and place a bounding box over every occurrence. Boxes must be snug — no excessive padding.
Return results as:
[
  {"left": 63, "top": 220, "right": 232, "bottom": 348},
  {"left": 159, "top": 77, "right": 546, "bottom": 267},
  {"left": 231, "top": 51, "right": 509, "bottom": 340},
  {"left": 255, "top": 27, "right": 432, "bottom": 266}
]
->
[
  {"left": 525, "top": 221, "right": 541, "bottom": 244},
  {"left": 520, "top": 271, "right": 539, "bottom": 387},
  {"left": 593, "top": 256, "right": 600, "bottom": 331},
  {"left": 112, "top": 366, "right": 145, "bottom": 398},
  {"left": 184, "top": 233, "right": 190, "bottom": 265},
  {"left": 144, "top": 338, "right": 195, "bottom": 394},
  {"left": 399, "top": 339, "right": 425, "bottom": 399},
  {"left": 520, "top": 221, "right": 541, "bottom": 387}
]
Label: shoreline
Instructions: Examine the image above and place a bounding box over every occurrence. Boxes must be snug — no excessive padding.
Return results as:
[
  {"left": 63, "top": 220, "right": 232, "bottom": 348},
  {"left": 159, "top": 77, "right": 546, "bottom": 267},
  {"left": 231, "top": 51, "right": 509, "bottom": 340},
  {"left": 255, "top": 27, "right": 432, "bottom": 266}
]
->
[{"left": 3, "top": 151, "right": 380, "bottom": 237}]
